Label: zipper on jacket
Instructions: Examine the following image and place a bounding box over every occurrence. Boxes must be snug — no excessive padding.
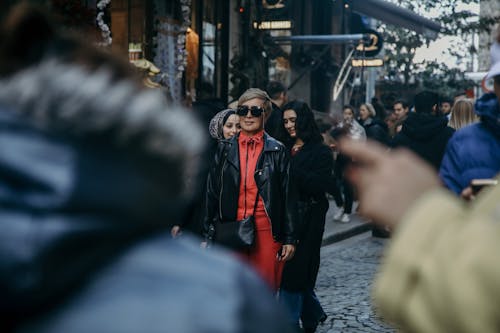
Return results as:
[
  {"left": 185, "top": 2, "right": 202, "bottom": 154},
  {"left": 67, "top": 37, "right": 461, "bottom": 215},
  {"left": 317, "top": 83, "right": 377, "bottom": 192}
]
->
[
  {"left": 254, "top": 149, "right": 272, "bottom": 232},
  {"left": 243, "top": 144, "right": 249, "bottom": 217},
  {"left": 218, "top": 152, "right": 227, "bottom": 220}
]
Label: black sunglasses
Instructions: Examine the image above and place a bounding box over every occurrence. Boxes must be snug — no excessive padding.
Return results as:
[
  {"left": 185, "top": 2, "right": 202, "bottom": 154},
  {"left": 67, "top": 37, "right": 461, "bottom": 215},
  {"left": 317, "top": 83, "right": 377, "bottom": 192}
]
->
[{"left": 237, "top": 105, "right": 265, "bottom": 117}]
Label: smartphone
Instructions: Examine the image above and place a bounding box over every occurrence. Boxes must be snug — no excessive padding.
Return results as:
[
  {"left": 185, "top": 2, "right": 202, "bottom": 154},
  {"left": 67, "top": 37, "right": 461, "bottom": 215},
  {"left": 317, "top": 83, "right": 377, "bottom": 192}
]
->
[{"left": 470, "top": 178, "right": 498, "bottom": 194}]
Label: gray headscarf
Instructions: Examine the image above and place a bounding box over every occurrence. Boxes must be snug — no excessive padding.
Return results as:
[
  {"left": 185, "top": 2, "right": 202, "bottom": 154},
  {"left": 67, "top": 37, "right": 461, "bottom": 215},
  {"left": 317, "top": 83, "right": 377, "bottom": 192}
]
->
[{"left": 209, "top": 109, "right": 237, "bottom": 140}]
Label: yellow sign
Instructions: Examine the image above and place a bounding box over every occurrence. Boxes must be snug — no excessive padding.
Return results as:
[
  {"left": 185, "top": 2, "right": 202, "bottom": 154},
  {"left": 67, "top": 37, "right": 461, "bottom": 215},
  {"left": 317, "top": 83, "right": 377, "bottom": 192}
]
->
[
  {"left": 351, "top": 58, "right": 384, "bottom": 67},
  {"left": 253, "top": 20, "right": 292, "bottom": 30}
]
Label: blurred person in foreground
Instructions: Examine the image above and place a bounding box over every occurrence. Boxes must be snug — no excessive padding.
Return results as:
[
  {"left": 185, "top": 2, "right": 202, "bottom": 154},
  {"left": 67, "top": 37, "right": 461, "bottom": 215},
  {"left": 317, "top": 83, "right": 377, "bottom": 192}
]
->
[
  {"left": 439, "top": 37, "right": 500, "bottom": 196},
  {"left": 0, "top": 4, "right": 294, "bottom": 332},
  {"left": 340, "top": 139, "right": 500, "bottom": 333}
]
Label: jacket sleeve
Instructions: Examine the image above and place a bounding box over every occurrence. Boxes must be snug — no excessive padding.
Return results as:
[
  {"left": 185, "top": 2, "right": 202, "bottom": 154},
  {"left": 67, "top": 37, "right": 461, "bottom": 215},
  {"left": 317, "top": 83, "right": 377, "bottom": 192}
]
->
[
  {"left": 279, "top": 148, "right": 298, "bottom": 245},
  {"left": 373, "top": 184, "right": 500, "bottom": 333},
  {"left": 293, "top": 145, "right": 334, "bottom": 196},
  {"left": 201, "top": 142, "right": 225, "bottom": 239},
  {"left": 439, "top": 135, "right": 463, "bottom": 195}
]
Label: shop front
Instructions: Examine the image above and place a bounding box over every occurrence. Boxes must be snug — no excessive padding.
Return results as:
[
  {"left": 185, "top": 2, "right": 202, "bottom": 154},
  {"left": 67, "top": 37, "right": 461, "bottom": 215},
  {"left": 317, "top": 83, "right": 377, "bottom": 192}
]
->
[{"left": 107, "top": 0, "right": 229, "bottom": 105}]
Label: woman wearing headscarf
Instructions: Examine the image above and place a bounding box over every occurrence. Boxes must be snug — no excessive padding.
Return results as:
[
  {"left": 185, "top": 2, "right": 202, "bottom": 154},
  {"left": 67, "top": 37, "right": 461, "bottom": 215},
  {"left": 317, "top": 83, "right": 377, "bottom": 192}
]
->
[
  {"left": 279, "top": 100, "right": 333, "bottom": 332},
  {"left": 202, "top": 88, "right": 297, "bottom": 292},
  {"left": 208, "top": 108, "right": 241, "bottom": 141},
  {"left": 171, "top": 109, "right": 240, "bottom": 238}
]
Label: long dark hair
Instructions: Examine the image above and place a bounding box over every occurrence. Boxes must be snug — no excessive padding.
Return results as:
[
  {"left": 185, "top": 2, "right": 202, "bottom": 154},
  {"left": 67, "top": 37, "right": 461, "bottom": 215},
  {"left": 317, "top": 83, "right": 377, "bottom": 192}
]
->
[{"left": 281, "top": 100, "right": 323, "bottom": 147}]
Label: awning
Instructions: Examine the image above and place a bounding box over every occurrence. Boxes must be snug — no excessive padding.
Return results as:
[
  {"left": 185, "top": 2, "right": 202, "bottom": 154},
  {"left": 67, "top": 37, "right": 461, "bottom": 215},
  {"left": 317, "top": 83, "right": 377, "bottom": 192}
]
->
[{"left": 349, "top": 0, "right": 442, "bottom": 39}]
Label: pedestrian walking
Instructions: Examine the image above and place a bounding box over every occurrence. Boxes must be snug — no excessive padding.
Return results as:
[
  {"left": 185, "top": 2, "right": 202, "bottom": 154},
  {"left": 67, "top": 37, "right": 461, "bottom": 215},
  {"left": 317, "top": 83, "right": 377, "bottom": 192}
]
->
[
  {"left": 440, "top": 41, "right": 500, "bottom": 196},
  {"left": 202, "top": 88, "right": 297, "bottom": 291},
  {"left": 391, "top": 91, "right": 455, "bottom": 170},
  {"left": 171, "top": 108, "right": 240, "bottom": 238},
  {"left": 330, "top": 105, "right": 366, "bottom": 223},
  {"left": 358, "top": 103, "right": 389, "bottom": 145},
  {"left": 278, "top": 100, "right": 332, "bottom": 332},
  {"left": 447, "top": 98, "right": 478, "bottom": 130},
  {"left": 265, "top": 80, "right": 288, "bottom": 139}
]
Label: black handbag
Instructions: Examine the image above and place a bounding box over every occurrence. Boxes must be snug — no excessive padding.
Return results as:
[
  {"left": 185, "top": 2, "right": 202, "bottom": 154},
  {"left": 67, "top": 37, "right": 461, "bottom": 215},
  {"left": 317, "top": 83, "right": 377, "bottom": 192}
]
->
[
  {"left": 214, "top": 215, "right": 256, "bottom": 250},
  {"left": 212, "top": 191, "right": 259, "bottom": 250}
]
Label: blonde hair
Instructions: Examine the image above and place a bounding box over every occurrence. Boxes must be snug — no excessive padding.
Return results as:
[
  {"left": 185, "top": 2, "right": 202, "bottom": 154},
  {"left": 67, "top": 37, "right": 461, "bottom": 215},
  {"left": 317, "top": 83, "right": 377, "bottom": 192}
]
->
[
  {"left": 448, "top": 99, "right": 478, "bottom": 130},
  {"left": 238, "top": 88, "right": 272, "bottom": 120},
  {"left": 360, "top": 103, "right": 376, "bottom": 117}
]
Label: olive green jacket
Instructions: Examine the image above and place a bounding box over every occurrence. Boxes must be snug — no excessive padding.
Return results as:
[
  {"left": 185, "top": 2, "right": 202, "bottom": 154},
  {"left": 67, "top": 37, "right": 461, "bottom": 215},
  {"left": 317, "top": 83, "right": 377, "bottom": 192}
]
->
[{"left": 374, "top": 179, "right": 500, "bottom": 333}]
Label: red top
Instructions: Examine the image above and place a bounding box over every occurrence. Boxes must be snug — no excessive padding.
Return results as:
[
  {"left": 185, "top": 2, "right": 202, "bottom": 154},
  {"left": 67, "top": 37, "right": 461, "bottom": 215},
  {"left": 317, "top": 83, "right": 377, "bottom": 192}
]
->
[{"left": 236, "top": 131, "right": 269, "bottom": 229}]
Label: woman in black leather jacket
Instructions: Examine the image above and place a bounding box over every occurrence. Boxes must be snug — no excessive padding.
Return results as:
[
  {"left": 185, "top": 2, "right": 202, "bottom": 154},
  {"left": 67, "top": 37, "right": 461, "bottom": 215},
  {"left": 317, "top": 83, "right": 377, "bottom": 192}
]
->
[{"left": 203, "top": 88, "right": 297, "bottom": 292}]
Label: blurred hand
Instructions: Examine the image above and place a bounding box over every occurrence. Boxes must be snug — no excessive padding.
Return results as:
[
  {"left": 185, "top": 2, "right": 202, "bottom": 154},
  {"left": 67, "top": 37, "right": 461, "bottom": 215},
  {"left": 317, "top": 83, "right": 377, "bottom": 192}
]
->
[
  {"left": 279, "top": 244, "right": 295, "bottom": 261},
  {"left": 200, "top": 241, "right": 208, "bottom": 249},
  {"left": 339, "top": 139, "right": 440, "bottom": 229},
  {"left": 170, "top": 225, "right": 182, "bottom": 238}
]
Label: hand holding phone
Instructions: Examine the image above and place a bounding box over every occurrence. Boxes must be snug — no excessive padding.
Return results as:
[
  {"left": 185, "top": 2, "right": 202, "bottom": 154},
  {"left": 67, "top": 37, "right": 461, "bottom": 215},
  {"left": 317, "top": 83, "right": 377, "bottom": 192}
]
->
[{"left": 470, "top": 178, "right": 498, "bottom": 194}]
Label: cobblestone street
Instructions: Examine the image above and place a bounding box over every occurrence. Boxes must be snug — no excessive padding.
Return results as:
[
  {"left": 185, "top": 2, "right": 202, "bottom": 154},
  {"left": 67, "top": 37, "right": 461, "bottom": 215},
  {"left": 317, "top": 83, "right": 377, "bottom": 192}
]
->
[{"left": 315, "top": 233, "right": 396, "bottom": 333}]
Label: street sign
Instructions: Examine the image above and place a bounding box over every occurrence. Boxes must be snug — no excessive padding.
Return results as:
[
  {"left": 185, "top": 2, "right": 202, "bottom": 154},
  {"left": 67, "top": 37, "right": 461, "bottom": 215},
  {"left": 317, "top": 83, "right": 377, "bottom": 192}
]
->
[
  {"left": 356, "top": 29, "right": 383, "bottom": 57},
  {"left": 253, "top": 20, "right": 293, "bottom": 30},
  {"left": 351, "top": 58, "right": 384, "bottom": 67}
]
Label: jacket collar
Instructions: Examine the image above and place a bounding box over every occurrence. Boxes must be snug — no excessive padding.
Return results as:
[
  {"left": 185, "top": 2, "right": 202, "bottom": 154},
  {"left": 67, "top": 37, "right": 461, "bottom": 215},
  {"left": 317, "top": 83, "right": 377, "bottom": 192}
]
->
[
  {"left": 226, "top": 132, "right": 281, "bottom": 169},
  {"left": 262, "top": 132, "right": 282, "bottom": 152}
]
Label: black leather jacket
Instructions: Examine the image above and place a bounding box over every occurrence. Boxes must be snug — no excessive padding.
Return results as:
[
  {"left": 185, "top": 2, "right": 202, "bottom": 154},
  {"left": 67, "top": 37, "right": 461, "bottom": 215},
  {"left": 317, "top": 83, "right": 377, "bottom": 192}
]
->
[{"left": 203, "top": 132, "right": 297, "bottom": 245}]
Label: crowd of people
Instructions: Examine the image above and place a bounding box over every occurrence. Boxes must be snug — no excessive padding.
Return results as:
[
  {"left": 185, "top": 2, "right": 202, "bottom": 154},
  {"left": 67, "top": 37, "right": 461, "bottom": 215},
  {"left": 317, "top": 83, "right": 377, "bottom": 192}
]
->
[{"left": 1, "top": 3, "right": 499, "bottom": 333}]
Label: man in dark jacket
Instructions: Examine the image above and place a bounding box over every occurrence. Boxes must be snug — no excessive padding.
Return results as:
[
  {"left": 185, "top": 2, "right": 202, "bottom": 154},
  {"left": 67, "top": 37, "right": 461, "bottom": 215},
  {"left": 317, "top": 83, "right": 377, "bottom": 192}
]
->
[
  {"left": 391, "top": 91, "right": 455, "bottom": 170},
  {"left": 0, "top": 5, "right": 294, "bottom": 333},
  {"left": 265, "top": 80, "right": 288, "bottom": 139}
]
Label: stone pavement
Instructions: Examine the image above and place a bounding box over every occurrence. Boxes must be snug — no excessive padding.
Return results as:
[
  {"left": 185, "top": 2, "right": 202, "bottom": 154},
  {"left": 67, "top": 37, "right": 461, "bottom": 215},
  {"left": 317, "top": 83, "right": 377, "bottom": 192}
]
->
[
  {"left": 322, "top": 199, "right": 372, "bottom": 246},
  {"left": 315, "top": 233, "right": 396, "bottom": 333}
]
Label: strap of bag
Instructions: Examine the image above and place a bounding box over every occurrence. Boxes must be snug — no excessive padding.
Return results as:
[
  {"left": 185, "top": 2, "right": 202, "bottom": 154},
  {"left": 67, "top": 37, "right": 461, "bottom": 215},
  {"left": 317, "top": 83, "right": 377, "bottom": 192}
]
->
[{"left": 249, "top": 187, "right": 260, "bottom": 217}]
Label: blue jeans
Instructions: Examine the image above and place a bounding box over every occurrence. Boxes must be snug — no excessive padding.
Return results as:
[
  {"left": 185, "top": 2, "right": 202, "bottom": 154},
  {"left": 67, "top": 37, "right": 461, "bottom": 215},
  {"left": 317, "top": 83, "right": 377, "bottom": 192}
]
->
[{"left": 279, "top": 289, "right": 326, "bottom": 329}]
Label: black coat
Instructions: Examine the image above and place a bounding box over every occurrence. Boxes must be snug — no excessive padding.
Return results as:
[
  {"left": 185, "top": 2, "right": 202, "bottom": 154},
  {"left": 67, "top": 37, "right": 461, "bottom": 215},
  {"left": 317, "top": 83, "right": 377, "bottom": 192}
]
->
[
  {"left": 391, "top": 112, "right": 455, "bottom": 170},
  {"left": 361, "top": 117, "right": 389, "bottom": 146},
  {"left": 203, "top": 132, "right": 298, "bottom": 244},
  {"left": 281, "top": 141, "right": 334, "bottom": 291},
  {"left": 265, "top": 102, "right": 283, "bottom": 140}
]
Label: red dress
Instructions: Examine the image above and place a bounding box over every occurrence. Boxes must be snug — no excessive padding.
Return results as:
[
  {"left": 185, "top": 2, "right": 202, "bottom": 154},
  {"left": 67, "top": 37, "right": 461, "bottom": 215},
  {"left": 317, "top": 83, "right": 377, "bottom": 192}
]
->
[{"left": 236, "top": 131, "right": 284, "bottom": 291}]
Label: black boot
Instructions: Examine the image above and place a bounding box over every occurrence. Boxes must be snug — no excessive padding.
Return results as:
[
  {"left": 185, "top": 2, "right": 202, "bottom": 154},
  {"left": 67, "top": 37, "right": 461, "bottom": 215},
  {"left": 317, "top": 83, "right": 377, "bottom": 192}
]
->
[{"left": 303, "top": 326, "right": 317, "bottom": 333}]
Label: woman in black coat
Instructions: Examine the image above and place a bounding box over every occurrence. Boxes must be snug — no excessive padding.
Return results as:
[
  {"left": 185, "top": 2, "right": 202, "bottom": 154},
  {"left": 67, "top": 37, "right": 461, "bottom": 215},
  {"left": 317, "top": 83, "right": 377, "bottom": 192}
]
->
[
  {"left": 359, "top": 103, "right": 389, "bottom": 146},
  {"left": 279, "top": 100, "right": 333, "bottom": 332}
]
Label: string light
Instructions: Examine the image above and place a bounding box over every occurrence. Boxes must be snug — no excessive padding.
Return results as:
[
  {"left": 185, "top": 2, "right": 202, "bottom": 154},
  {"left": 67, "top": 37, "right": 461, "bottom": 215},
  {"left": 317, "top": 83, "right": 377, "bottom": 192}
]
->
[{"left": 96, "top": 0, "right": 112, "bottom": 46}]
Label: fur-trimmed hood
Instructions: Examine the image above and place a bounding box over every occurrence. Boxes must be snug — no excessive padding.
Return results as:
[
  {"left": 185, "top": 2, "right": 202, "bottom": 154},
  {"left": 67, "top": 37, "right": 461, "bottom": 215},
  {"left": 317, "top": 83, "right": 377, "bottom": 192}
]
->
[
  {"left": 0, "top": 60, "right": 205, "bottom": 318},
  {"left": 0, "top": 59, "right": 204, "bottom": 176}
]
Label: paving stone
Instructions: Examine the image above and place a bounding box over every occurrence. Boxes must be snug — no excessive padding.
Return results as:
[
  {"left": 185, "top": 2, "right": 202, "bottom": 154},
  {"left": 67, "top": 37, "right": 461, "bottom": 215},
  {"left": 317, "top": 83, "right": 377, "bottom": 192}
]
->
[{"left": 315, "top": 235, "right": 396, "bottom": 333}]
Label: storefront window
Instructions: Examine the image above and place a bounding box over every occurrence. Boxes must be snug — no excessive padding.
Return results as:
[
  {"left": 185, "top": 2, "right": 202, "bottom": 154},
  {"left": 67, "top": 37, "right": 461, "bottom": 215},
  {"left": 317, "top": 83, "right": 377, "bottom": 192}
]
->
[
  {"left": 268, "top": 29, "right": 292, "bottom": 87},
  {"left": 194, "top": 0, "right": 228, "bottom": 101}
]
